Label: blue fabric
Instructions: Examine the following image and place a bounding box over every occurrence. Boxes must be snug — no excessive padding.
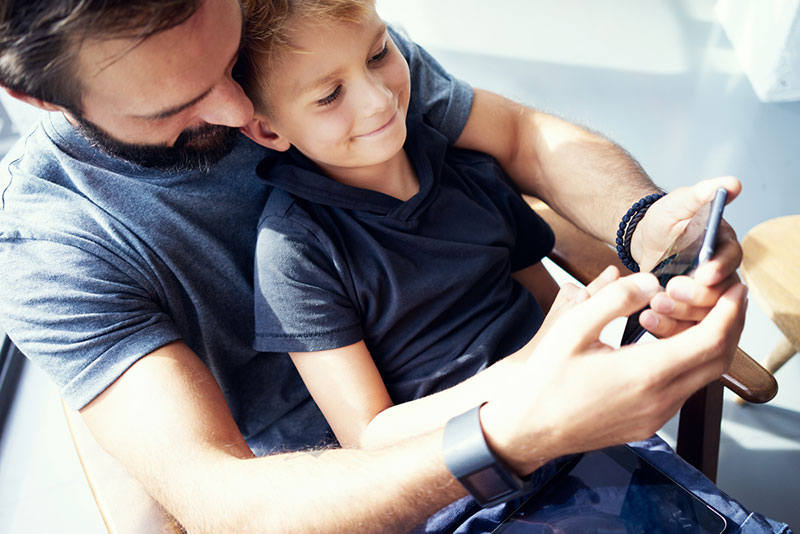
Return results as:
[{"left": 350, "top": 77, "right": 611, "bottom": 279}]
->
[
  {"left": 253, "top": 115, "right": 553, "bottom": 403},
  {"left": 413, "top": 436, "right": 792, "bottom": 533},
  {"left": 0, "top": 26, "right": 472, "bottom": 454}
]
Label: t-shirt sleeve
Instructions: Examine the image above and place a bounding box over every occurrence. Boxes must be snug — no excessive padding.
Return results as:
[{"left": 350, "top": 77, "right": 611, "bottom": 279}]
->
[
  {"left": 0, "top": 237, "right": 180, "bottom": 410},
  {"left": 389, "top": 25, "right": 473, "bottom": 144},
  {"left": 253, "top": 213, "right": 363, "bottom": 353}
]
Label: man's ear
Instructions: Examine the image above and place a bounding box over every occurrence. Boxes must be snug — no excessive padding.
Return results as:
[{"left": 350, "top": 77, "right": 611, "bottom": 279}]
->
[
  {"left": 3, "top": 87, "right": 63, "bottom": 112},
  {"left": 241, "top": 116, "right": 292, "bottom": 152}
]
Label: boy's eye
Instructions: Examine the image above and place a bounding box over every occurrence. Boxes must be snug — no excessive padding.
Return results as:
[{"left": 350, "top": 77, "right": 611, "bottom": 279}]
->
[
  {"left": 317, "top": 85, "right": 342, "bottom": 106},
  {"left": 369, "top": 44, "right": 390, "bottom": 64}
]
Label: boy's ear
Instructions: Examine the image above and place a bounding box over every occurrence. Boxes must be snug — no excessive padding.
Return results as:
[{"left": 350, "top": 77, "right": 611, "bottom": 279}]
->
[{"left": 241, "top": 116, "right": 292, "bottom": 152}]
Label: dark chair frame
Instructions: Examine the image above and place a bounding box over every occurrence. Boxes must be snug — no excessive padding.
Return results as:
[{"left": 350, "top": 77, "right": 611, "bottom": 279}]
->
[{"left": 0, "top": 334, "right": 25, "bottom": 443}]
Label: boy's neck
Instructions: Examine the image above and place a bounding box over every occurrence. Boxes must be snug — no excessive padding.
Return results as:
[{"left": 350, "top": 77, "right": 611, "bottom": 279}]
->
[{"left": 315, "top": 149, "right": 419, "bottom": 202}]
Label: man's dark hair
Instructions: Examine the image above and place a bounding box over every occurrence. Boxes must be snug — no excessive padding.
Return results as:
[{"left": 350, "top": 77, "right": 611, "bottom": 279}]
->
[{"left": 0, "top": 0, "right": 201, "bottom": 114}]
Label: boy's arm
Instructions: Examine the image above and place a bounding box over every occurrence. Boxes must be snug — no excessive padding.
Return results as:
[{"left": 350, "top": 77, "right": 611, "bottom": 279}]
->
[
  {"left": 289, "top": 341, "right": 519, "bottom": 449},
  {"left": 455, "top": 89, "right": 656, "bottom": 245},
  {"left": 289, "top": 343, "right": 393, "bottom": 448},
  {"left": 289, "top": 265, "right": 614, "bottom": 451}
]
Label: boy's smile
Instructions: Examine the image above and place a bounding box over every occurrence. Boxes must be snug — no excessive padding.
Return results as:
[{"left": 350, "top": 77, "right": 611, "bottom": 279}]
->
[{"left": 244, "top": 7, "right": 412, "bottom": 191}]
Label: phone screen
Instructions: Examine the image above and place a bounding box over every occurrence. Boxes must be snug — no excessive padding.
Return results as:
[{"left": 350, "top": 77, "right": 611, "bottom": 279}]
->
[
  {"left": 620, "top": 188, "right": 728, "bottom": 346},
  {"left": 491, "top": 445, "right": 729, "bottom": 534}
]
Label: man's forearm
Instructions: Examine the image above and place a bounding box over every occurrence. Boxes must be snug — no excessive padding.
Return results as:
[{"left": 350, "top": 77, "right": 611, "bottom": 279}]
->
[
  {"left": 171, "top": 433, "right": 466, "bottom": 533},
  {"left": 455, "top": 89, "right": 660, "bottom": 244},
  {"left": 81, "top": 342, "right": 467, "bottom": 533}
]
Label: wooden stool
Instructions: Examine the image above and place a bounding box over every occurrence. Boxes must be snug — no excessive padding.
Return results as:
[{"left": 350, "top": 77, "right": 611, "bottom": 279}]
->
[{"left": 740, "top": 215, "right": 800, "bottom": 384}]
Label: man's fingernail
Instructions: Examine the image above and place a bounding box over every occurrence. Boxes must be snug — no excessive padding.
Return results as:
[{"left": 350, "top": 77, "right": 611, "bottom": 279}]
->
[
  {"left": 669, "top": 280, "right": 695, "bottom": 301},
  {"left": 640, "top": 311, "right": 659, "bottom": 330},
  {"left": 632, "top": 273, "right": 660, "bottom": 296},
  {"left": 651, "top": 294, "right": 675, "bottom": 314},
  {"left": 601, "top": 265, "right": 618, "bottom": 281}
]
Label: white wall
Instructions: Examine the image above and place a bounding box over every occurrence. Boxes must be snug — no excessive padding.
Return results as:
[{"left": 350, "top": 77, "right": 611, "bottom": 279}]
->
[{"left": 716, "top": 0, "right": 800, "bottom": 101}]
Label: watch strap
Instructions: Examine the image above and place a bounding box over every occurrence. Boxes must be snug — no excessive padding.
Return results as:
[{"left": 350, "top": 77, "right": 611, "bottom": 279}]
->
[{"left": 442, "top": 403, "right": 533, "bottom": 507}]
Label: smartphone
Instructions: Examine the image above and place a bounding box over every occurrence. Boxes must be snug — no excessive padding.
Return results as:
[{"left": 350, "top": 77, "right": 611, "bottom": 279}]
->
[
  {"left": 491, "top": 445, "right": 729, "bottom": 534},
  {"left": 620, "top": 187, "right": 728, "bottom": 346}
]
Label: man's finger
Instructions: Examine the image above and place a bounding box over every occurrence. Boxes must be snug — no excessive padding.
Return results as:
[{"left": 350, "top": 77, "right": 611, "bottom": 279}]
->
[
  {"left": 638, "top": 309, "right": 688, "bottom": 338},
  {"left": 565, "top": 273, "right": 660, "bottom": 348},
  {"left": 584, "top": 265, "right": 620, "bottom": 296},
  {"left": 649, "top": 291, "right": 712, "bottom": 322},
  {"left": 639, "top": 282, "right": 747, "bottom": 381},
  {"left": 664, "top": 272, "right": 738, "bottom": 310},
  {"left": 692, "top": 224, "right": 742, "bottom": 286}
]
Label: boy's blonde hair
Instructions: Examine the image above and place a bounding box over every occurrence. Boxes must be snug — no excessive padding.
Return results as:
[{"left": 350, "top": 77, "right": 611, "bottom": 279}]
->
[{"left": 239, "top": 0, "right": 376, "bottom": 114}]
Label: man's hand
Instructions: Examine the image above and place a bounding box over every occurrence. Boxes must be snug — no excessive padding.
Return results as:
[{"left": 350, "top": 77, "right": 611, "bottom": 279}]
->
[
  {"left": 631, "top": 176, "right": 743, "bottom": 338},
  {"left": 479, "top": 270, "right": 747, "bottom": 476}
]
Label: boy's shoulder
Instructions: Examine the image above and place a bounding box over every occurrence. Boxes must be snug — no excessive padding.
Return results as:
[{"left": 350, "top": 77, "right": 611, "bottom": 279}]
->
[
  {"left": 256, "top": 184, "right": 325, "bottom": 239},
  {"left": 258, "top": 185, "right": 301, "bottom": 221}
]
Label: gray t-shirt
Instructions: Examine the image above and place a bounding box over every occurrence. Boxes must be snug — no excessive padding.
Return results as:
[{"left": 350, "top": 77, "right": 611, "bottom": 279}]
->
[{"left": 0, "top": 27, "right": 473, "bottom": 453}]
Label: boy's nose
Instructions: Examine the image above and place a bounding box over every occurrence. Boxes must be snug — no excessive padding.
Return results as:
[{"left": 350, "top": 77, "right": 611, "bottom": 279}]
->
[{"left": 359, "top": 74, "right": 393, "bottom": 117}]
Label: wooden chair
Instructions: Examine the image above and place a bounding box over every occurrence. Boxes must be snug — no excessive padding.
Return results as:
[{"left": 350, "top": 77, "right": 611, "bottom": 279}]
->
[
  {"left": 61, "top": 399, "right": 186, "bottom": 534},
  {"left": 5, "top": 198, "right": 779, "bottom": 533},
  {"left": 739, "top": 215, "right": 800, "bottom": 379}
]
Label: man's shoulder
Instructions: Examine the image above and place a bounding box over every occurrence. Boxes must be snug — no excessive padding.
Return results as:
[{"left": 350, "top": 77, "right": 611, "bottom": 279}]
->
[{"left": 1, "top": 120, "right": 59, "bottom": 177}]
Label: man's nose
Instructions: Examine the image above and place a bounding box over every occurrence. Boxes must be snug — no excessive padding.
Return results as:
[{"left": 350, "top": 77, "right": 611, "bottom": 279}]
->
[{"left": 197, "top": 76, "right": 255, "bottom": 128}]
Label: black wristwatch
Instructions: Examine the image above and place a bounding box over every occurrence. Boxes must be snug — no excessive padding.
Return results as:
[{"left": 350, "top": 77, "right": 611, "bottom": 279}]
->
[{"left": 442, "top": 403, "right": 533, "bottom": 507}]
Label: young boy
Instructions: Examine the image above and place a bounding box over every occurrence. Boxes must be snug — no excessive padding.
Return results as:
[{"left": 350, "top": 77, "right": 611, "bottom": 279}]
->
[{"left": 239, "top": 0, "right": 562, "bottom": 449}]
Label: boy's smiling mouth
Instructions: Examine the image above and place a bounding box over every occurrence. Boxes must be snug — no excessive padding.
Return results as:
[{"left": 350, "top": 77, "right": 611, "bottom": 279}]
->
[{"left": 356, "top": 111, "right": 398, "bottom": 138}]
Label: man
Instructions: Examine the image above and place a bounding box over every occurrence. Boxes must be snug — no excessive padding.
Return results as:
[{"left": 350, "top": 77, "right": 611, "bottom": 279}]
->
[{"left": 0, "top": 1, "right": 777, "bottom": 532}]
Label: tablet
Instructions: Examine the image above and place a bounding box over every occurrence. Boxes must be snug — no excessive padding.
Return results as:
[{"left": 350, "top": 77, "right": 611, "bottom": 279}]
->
[{"left": 491, "top": 445, "right": 729, "bottom": 533}]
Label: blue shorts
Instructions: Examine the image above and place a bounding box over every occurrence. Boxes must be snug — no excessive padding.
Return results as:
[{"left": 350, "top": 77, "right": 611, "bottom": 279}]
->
[{"left": 413, "top": 435, "right": 792, "bottom": 534}]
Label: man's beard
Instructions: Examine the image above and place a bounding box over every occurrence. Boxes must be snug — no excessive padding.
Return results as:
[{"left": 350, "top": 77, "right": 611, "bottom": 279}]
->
[{"left": 74, "top": 117, "right": 239, "bottom": 173}]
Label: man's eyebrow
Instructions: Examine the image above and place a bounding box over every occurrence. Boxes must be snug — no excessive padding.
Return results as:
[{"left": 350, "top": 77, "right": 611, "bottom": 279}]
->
[
  {"left": 136, "top": 21, "right": 245, "bottom": 122},
  {"left": 296, "top": 23, "right": 388, "bottom": 97},
  {"left": 138, "top": 87, "right": 215, "bottom": 120}
]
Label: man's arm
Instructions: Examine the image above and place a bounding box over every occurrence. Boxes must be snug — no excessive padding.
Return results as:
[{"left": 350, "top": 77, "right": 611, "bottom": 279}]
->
[
  {"left": 80, "top": 341, "right": 468, "bottom": 533},
  {"left": 455, "top": 89, "right": 743, "bottom": 336},
  {"left": 453, "top": 88, "right": 658, "bottom": 245},
  {"left": 79, "top": 271, "right": 746, "bottom": 532}
]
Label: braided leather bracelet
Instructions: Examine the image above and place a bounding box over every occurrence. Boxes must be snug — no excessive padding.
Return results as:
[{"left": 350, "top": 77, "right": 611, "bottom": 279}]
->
[{"left": 615, "top": 192, "right": 667, "bottom": 272}]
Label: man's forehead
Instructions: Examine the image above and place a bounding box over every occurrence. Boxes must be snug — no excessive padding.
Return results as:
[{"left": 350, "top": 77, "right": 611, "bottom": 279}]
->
[{"left": 76, "top": 0, "right": 243, "bottom": 117}]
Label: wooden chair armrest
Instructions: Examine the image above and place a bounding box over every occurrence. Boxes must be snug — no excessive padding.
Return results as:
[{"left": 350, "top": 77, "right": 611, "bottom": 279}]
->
[
  {"left": 526, "top": 197, "right": 778, "bottom": 404},
  {"left": 720, "top": 348, "right": 778, "bottom": 403},
  {"left": 61, "top": 399, "right": 185, "bottom": 534}
]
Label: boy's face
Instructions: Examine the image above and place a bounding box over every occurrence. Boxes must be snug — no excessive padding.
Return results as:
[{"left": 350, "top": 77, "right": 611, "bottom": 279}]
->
[{"left": 251, "top": 8, "right": 411, "bottom": 179}]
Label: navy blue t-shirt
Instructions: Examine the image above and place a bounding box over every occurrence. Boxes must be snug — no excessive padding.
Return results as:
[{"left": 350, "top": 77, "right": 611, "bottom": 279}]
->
[
  {"left": 0, "top": 27, "right": 472, "bottom": 453},
  {"left": 253, "top": 116, "right": 554, "bottom": 403}
]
